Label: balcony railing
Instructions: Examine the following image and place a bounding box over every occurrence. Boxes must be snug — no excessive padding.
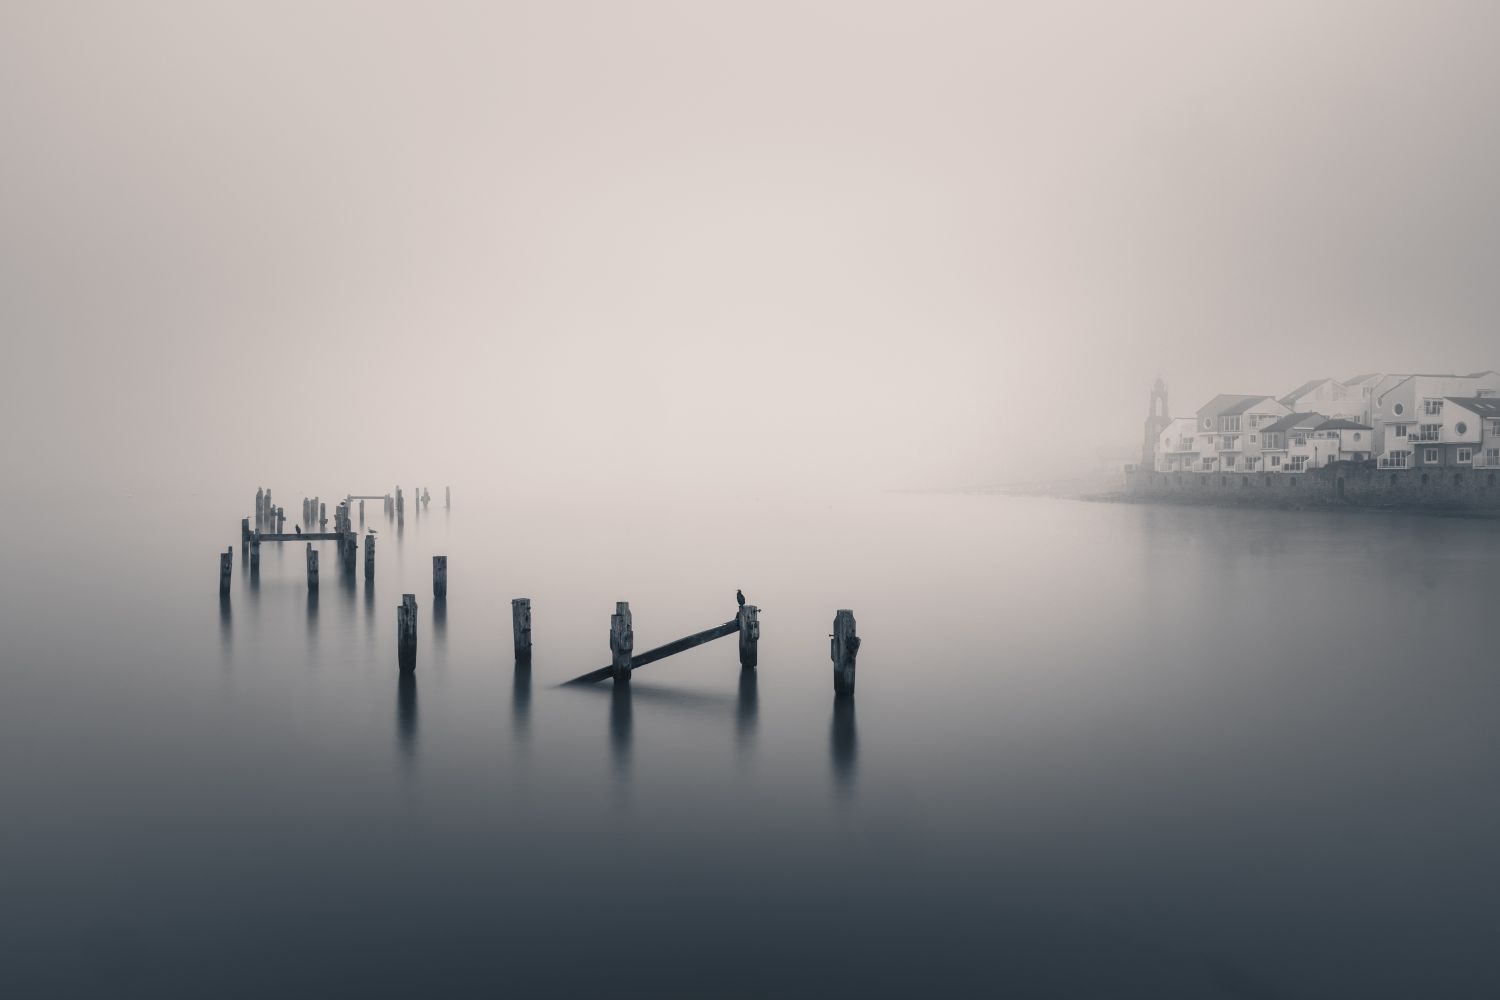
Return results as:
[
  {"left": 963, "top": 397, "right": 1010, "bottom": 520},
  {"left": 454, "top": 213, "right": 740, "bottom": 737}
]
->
[{"left": 1377, "top": 455, "right": 1411, "bottom": 469}]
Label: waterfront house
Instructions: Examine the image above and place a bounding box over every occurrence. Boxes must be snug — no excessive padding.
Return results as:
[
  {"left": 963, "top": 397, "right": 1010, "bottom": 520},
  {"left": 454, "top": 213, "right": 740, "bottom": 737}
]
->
[
  {"left": 1278, "top": 378, "right": 1364, "bottom": 419},
  {"left": 1401, "top": 396, "right": 1500, "bottom": 470},
  {"left": 1341, "top": 373, "right": 1387, "bottom": 424},
  {"left": 1154, "top": 417, "right": 1200, "bottom": 472},
  {"left": 1371, "top": 372, "right": 1500, "bottom": 466},
  {"left": 1258, "top": 412, "right": 1327, "bottom": 471}
]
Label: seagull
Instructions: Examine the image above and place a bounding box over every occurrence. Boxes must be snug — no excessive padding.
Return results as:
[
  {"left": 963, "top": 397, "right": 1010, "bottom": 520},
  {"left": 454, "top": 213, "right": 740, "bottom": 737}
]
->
[
  {"left": 367, "top": 528, "right": 378, "bottom": 534},
  {"left": 295, "top": 525, "right": 301, "bottom": 535},
  {"left": 736, "top": 589, "right": 745, "bottom": 608}
]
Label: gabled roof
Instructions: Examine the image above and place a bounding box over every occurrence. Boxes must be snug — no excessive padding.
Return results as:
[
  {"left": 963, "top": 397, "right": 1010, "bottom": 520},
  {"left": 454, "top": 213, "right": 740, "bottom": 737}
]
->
[
  {"left": 1196, "top": 393, "right": 1264, "bottom": 419},
  {"left": 1445, "top": 396, "right": 1500, "bottom": 417},
  {"left": 1219, "top": 395, "right": 1273, "bottom": 417},
  {"left": 1261, "top": 412, "right": 1327, "bottom": 435},
  {"left": 1279, "top": 378, "right": 1334, "bottom": 405},
  {"left": 1343, "top": 373, "right": 1384, "bottom": 386},
  {"left": 1315, "top": 418, "right": 1372, "bottom": 431}
]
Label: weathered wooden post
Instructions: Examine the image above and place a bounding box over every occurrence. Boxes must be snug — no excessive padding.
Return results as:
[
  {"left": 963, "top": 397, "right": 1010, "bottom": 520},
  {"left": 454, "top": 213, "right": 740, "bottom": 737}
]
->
[
  {"left": 397, "top": 594, "right": 418, "bottom": 671},
  {"left": 255, "top": 487, "right": 265, "bottom": 528},
  {"left": 433, "top": 555, "right": 447, "bottom": 599},
  {"left": 511, "top": 598, "right": 532, "bottom": 661},
  {"left": 359, "top": 499, "right": 365, "bottom": 524},
  {"left": 319, "top": 501, "right": 327, "bottom": 531},
  {"left": 831, "top": 610, "right": 860, "bottom": 696},
  {"left": 364, "top": 534, "right": 376, "bottom": 580},
  {"left": 241, "top": 517, "right": 250, "bottom": 545},
  {"left": 306, "top": 543, "right": 319, "bottom": 591},
  {"left": 445, "top": 486, "right": 450, "bottom": 509},
  {"left": 738, "top": 604, "right": 760, "bottom": 669},
  {"left": 610, "top": 602, "right": 634, "bottom": 682},
  {"left": 277, "top": 507, "right": 285, "bottom": 533},
  {"left": 249, "top": 530, "right": 261, "bottom": 574},
  {"left": 219, "top": 548, "right": 232, "bottom": 594}
]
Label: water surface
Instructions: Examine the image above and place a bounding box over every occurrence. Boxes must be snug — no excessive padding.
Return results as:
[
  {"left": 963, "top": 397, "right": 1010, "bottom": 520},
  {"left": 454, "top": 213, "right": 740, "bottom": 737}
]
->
[{"left": 4, "top": 489, "right": 1498, "bottom": 997}]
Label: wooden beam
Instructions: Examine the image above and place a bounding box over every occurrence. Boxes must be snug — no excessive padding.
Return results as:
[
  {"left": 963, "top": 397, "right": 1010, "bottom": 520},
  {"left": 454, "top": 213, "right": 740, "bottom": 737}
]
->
[{"left": 564, "top": 619, "right": 739, "bottom": 685}]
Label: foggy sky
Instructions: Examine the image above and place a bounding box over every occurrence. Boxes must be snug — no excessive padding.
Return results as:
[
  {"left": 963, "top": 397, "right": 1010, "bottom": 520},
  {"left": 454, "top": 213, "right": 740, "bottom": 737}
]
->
[{"left": 4, "top": 0, "right": 1500, "bottom": 493}]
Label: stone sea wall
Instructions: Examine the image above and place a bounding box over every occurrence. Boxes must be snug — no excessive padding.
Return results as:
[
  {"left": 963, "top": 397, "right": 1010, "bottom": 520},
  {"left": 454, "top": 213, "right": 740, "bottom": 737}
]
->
[{"left": 1123, "top": 463, "right": 1500, "bottom": 510}]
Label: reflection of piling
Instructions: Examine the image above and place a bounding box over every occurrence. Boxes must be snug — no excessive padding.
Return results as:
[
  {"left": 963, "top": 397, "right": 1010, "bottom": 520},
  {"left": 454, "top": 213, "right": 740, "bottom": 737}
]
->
[
  {"left": 364, "top": 534, "right": 375, "bottom": 580},
  {"left": 831, "top": 609, "right": 860, "bottom": 696},
  {"left": 512, "top": 598, "right": 532, "bottom": 662},
  {"left": 306, "top": 543, "right": 319, "bottom": 591},
  {"left": 610, "top": 602, "right": 634, "bottom": 683},
  {"left": 737, "top": 605, "right": 759, "bottom": 669},
  {"left": 433, "top": 556, "right": 447, "bottom": 600},
  {"left": 397, "top": 673, "right": 417, "bottom": 756},
  {"left": 397, "top": 594, "right": 418, "bottom": 672},
  {"left": 219, "top": 548, "right": 232, "bottom": 595},
  {"left": 831, "top": 696, "right": 858, "bottom": 791}
]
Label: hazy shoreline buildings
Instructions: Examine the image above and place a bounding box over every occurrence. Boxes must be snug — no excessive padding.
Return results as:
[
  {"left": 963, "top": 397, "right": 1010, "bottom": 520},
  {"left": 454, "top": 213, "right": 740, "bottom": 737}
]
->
[{"left": 1144, "top": 373, "right": 1500, "bottom": 474}]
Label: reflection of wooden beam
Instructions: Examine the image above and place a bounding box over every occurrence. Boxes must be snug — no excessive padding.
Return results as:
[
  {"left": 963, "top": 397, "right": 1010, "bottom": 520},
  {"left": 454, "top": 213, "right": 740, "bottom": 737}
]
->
[{"left": 564, "top": 619, "right": 740, "bottom": 686}]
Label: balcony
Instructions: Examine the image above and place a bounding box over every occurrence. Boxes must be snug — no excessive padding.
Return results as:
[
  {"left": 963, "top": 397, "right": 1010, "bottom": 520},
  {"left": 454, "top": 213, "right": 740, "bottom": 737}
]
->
[{"left": 1377, "top": 454, "right": 1411, "bottom": 469}]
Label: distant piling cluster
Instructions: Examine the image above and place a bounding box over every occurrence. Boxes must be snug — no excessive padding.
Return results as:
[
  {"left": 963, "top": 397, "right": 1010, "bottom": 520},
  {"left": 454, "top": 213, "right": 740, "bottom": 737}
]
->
[{"left": 223, "top": 484, "right": 861, "bottom": 696}]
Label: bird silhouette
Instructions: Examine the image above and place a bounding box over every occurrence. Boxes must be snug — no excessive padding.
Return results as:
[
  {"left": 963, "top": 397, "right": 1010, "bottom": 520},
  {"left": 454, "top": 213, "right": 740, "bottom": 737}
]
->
[
  {"left": 295, "top": 525, "right": 301, "bottom": 535},
  {"left": 367, "top": 528, "right": 378, "bottom": 534},
  {"left": 736, "top": 589, "right": 745, "bottom": 608}
]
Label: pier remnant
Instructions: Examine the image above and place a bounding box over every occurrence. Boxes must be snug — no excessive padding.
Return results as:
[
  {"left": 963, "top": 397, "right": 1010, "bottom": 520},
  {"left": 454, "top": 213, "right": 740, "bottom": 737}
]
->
[
  {"left": 433, "top": 556, "right": 447, "bottom": 599},
  {"left": 249, "top": 531, "right": 261, "bottom": 574},
  {"left": 512, "top": 598, "right": 532, "bottom": 661},
  {"left": 738, "top": 604, "right": 759, "bottom": 669},
  {"left": 610, "top": 602, "right": 634, "bottom": 682},
  {"left": 445, "top": 486, "right": 450, "bottom": 509},
  {"left": 306, "top": 544, "right": 319, "bottom": 591},
  {"left": 364, "top": 534, "right": 375, "bottom": 580},
  {"left": 219, "top": 548, "right": 232, "bottom": 594},
  {"left": 397, "top": 594, "right": 418, "bottom": 671},
  {"left": 831, "top": 610, "right": 860, "bottom": 696}
]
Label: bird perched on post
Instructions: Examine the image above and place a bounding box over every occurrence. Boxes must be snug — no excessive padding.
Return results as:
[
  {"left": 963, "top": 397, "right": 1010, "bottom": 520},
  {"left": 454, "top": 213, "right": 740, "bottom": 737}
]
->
[
  {"left": 295, "top": 525, "right": 301, "bottom": 535},
  {"left": 736, "top": 589, "right": 745, "bottom": 608}
]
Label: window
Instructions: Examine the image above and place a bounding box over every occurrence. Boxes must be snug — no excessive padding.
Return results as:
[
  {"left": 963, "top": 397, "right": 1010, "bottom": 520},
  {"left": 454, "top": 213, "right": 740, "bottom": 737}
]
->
[
  {"left": 1394, "top": 424, "right": 1407, "bottom": 437},
  {"left": 1224, "top": 455, "right": 1237, "bottom": 468},
  {"left": 1417, "top": 424, "right": 1442, "bottom": 442},
  {"left": 1291, "top": 434, "right": 1306, "bottom": 447},
  {"left": 1457, "top": 447, "right": 1473, "bottom": 464},
  {"left": 1491, "top": 420, "right": 1500, "bottom": 435},
  {"left": 1290, "top": 456, "right": 1307, "bottom": 472},
  {"left": 1220, "top": 416, "right": 1241, "bottom": 432},
  {"left": 1456, "top": 421, "right": 1468, "bottom": 435},
  {"left": 1270, "top": 454, "right": 1281, "bottom": 468},
  {"left": 1353, "top": 432, "right": 1361, "bottom": 442},
  {"left": 1425, "top": 448, "right": 1439, "bottom": 464},
  {"left": 1488, "top": 449, "right": 1500, "bottom": 467},
  {"left": 1250, "top": 435, "right": 1258, "bottom": 443},
  {"left": 1423, "top": 399, "right": 1444, "bottom": 416},
  {"left": 1202, "top": 417, "right": 1213, "bottom": 430},
  {"left": 1393, "top": 402, "right": 1405, "bottom": 415}
]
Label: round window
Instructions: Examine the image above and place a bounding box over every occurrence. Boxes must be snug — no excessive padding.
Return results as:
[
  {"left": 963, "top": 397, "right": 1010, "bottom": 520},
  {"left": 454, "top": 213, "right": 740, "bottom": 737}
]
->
[
  {"left": 1393, "top": 402, "right": 1405, "bottom": 415},
  {"left": 1353, "top": 432, "right": 1361, "bottom": 441},
  {"left": 1202, "top": 418, "right": 1213, "bottom": 430},
  {"left": 1456, "top": 421, "right": 1468, "bottom": 435}
]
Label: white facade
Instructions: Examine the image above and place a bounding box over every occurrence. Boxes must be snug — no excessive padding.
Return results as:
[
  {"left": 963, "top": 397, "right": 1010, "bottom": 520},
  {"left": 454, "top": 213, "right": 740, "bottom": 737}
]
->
[
  {"left": 1279, "top": 379, "right": 1364, "bottom": 420},
  {"left": 1155, "top": 417, "right": 1200, "bottom": 472},
  {"left": 1370, "top": 373, "right": 1500, "bottom": 463}
]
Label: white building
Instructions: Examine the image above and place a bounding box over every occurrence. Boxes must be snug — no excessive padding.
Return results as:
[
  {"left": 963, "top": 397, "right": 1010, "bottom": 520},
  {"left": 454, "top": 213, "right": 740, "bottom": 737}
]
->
[
  {"left": 1370, "top": 372, "right": 1500, "bottom": 466},
  {"left": 1278, "top": 378, "right": 1364, "bottom": 420},
  {"left": 1154, "top": 417, "right": 1200, "bottom": 472},
  {"left": 1258, "top": 412, "right": 1326, "bottom": 472}
]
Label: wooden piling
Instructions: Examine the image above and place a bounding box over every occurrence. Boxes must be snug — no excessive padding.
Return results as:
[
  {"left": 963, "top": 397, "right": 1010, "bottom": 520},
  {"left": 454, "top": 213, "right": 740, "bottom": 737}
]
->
[
  {"left": 365, "top": 534, "right": 375, "bottom": 580},
  {"left": 738, "top": 604, "right": 760, "bottom": 669},
  {"left": 249, "top": 531, "right": 261, "bottom": 573},
  {"left": 445, "top": 486, "right": 450, "bottom": 509},
  {"left": 219, "top": 549, "right": 232, "bottom": 594},
  {"left": 306, "top": 544, "right": 319, "bottom": 591},
  {"left": 831, "top": 610, "right": 860, "bottom": 696},
  {"left": 610, "top": 602, "right": 634, "bottom": 682},
  {"left": 397, "top": 594, "right": 418, "bottom": 672},
  {"left": 241, "top": 517, "right": 250, "bottom": 544},
  {"left": 433, "top": 555, "right": 447, "bottom": 599},
  {"left": 255, "top": 487, "right": 264, "bottom": 528},
  {"left": 319, "top": 501, "right": 326, "bottom": 530},
  {"left": 512, "top": 598, "right": 531, "bottom": 661}
]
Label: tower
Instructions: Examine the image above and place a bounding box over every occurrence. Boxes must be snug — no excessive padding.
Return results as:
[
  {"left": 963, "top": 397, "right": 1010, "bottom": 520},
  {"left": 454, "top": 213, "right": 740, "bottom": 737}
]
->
[{"left": 1142, "top": 377, "right": 1170, "bottom": 469}]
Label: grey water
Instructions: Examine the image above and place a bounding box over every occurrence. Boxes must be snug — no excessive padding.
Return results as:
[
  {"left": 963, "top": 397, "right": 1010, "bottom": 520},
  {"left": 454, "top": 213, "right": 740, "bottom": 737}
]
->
[{"left": 4, "top": 488, "right": 1500, "bottom": 998}]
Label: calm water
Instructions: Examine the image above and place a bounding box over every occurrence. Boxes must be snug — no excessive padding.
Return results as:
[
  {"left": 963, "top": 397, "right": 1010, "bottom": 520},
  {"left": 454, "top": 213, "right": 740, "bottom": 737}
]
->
[{"left": 4, "top": 488, "right": 1500, "bottom": 998}]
